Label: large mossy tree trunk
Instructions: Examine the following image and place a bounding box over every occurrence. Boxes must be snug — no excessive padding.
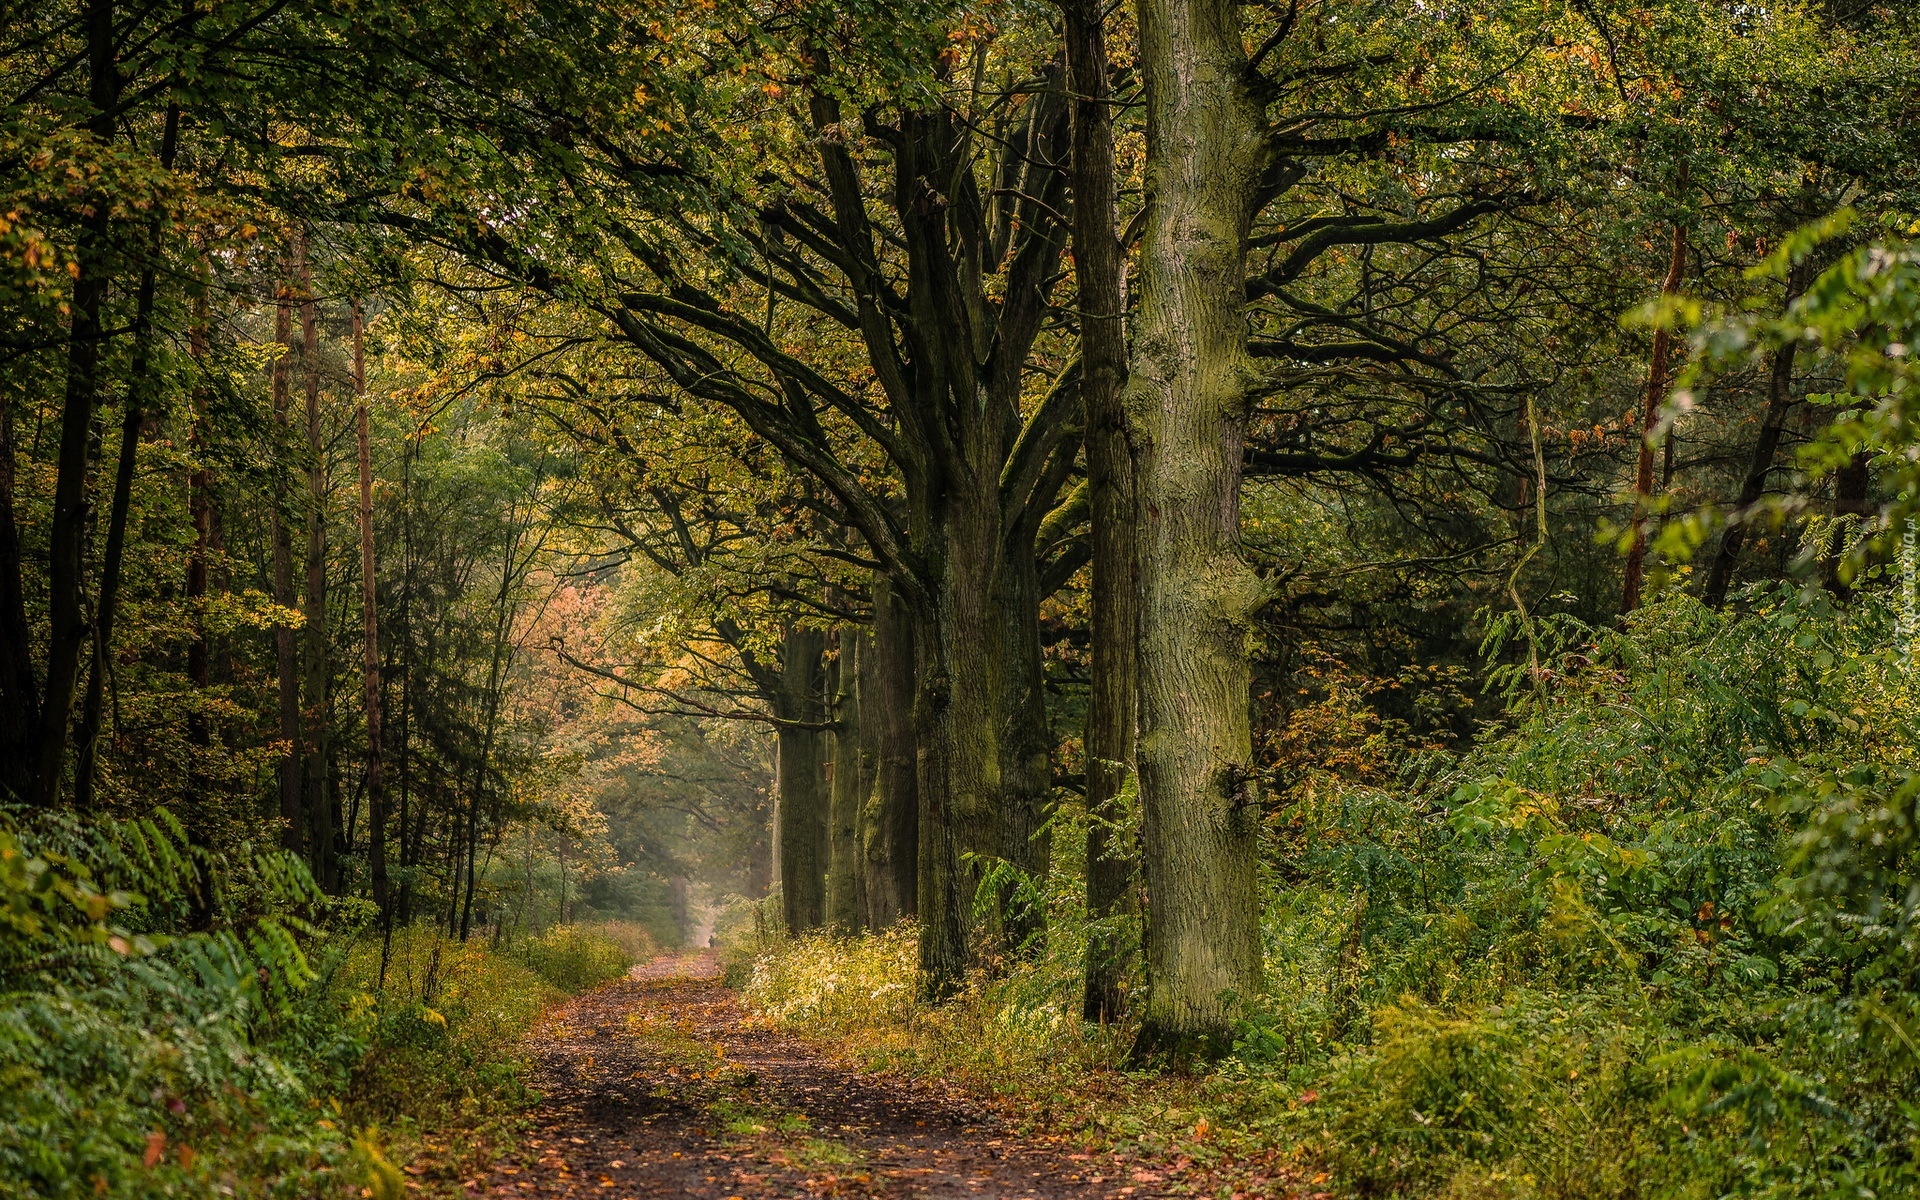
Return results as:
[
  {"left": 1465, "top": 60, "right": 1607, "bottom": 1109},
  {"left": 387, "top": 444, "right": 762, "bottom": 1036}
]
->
[
  {"left": 1066, "top": 0, "right": 1138, "bottom": 1024},
  {"left": 775, "top": 625, "right": 829, "bottom": 933},
  {"left": 297, "top": 239, "right": 336, "bottom": 891},
  {"left": 862, "top": 579, "right": 918, "bottom": 928},
  {"left": 1126, "top": 0, "right": 1268, "bottom": 1060}
]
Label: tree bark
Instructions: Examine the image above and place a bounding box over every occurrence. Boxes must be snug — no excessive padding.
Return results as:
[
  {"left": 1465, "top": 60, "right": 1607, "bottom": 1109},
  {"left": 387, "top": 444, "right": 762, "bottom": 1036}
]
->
[
  {"left": 826, "top": 628, "right": 865, "bottom": 933},
  {"left": 775, "top": 625, "right": 829, "bottom": 933},
  {"left": 1619, "top": 221, "right": 1689, "bottom": 616},
  {"left": 1703, "top": 265, "right": 1811, "bottom": 608},
  {"left": 36, "top": 0, "right": 122, "bottom": 806},
  {"left": 271, "top": 266, "right": 304, "bottom": 854},
  {"left": 1065, "top": 0, "right": 1137, "bottom": 1024},
  {"left": 0, "top": 398, "right": 40, "bottom": 803},
  {"left": 862, "top": 579, "right": 918, "bottom": 927},
  {"left": 298, "top": 236, "right": 335, "bottom": 888},
  {"left": 1126, "top": 0, "right": 1268, "bottom": 1059},
  {"left": 186, "top": 274, "right": 213, "bottom": 727},
  {"left": 353, "top": 300, "right": 390, "bottom": 926}
]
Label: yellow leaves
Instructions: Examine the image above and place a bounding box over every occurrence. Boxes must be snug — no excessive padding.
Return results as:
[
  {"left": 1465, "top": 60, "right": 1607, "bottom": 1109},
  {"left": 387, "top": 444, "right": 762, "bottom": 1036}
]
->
[{"left": 420, "top": 1006, "right": 448, "bottom": 1027}]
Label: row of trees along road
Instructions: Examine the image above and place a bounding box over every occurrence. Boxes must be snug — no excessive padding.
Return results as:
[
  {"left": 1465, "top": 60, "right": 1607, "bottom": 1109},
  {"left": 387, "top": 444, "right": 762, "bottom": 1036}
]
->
[{"left": 3, "top": 0, "right": 1916, "bottom": 1059}]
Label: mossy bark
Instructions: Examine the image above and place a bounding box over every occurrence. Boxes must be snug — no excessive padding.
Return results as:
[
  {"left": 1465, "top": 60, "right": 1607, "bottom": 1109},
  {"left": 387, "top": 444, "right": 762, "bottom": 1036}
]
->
[
  {"left": 1066, "top": 0, "right": 1137, "bottom": 1023},
  {"left": 1127, "top": 0, "right": 1268, "bottom": 1059}
]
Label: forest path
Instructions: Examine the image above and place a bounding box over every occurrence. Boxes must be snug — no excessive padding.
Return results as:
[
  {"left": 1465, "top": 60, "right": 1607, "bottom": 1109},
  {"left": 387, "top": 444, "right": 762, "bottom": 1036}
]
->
[{"left": 469, "top": 952, "right": 1160, "bottom": 1200}]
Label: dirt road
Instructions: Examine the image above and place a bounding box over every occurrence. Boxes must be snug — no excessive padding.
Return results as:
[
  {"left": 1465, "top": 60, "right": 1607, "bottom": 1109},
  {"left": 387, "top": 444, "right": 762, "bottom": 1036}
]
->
[{"left": 466, "top": 953, "right": 1177, "bottom": 1200}]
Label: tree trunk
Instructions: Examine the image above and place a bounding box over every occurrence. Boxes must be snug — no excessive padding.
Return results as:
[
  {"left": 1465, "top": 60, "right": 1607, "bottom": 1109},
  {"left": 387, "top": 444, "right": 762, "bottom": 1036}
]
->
[
  {"left": 913, "top": 474, "right": 1010, "bottom": 993},
  {"left": 1126, "top": 0, "right": 1268, "bottom": 1059},
  {"left": 1703, "top": 265, "right": 1810, "bottom": 608},
  {"left": 71, "top": 265, "right": 156, "bottom": 810},
  {"left": 36, "top": 0, "right": 122, "bottom": 806},
  {"left": 298, "top": 237, "right": 335, "bottom": 887},
  {"left": 1825, "top": 450, "right": 1874, "bottom": 597},
  {"left": 826, "top": 628, "right": 865, "bottom": 933},
  {"left": 862, "top": 579, "right": 918, "bottom": 927},
  {"left": 1619, "top": 221, "right": 1689, "bottom": 616},
  {"left": 775, "top": 625, "right": 828, "bottom": 933},
  {"left": 271, "top": 267, "right": 304, "bottom": 854},
  {"left": 353, "top": 300, "right": 390, "bottom": 926},
  {"left": 186, "top": 275, "right": 213, "bottom": 729},
  {"left": 0, "top": 395, "right": 40, "bottom": 803},
  {"left": 1065, "top": 0, "right": 1137, "bottom": 1024}
]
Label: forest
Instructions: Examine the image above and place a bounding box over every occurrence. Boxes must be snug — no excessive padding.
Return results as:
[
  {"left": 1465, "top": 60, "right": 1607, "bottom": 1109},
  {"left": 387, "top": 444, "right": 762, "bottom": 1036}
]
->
[{"left": 1, "top": 0, "right": 1918, "bottom": 1195}]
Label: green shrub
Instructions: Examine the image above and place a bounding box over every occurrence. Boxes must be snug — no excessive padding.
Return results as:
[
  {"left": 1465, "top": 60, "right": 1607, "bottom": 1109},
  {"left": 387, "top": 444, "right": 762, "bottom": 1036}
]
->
[{"left": 508, "top": 922, "right": 641, "bottom": 992}]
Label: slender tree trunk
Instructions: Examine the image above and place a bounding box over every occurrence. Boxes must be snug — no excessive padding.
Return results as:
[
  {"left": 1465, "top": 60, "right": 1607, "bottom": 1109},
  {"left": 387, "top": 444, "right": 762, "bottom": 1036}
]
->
[
  {"left": 1704, "top": 265, "right": 1811, "bottom": 608},
  {"left": 826, "top": 628, "right": 865, "bottom": 933},
  {"left": 1825, "top": 450, "right": 1874, "bottom": 597},
  {"left": 776, "top": 625, "right": 828, "bottom": 934},
  {"left": 271, "top": 267, "right": 304, "bottom": 852},
  {"left": 0, "top": 399, "right": 41, "bottom": 803},
  {"left": 1066, "top": 0, "right": 1137, "bottom": 1023},
  {"left": 72, "top": 106, "right": 180, "bottom": 811},
  {"left": 36, "top": 0, "right": 122, "bottom": 805},
  {"left": 1620, "top": 221, "right": 1689, "bottom": 616},
  {"left": 297, "top": 237, "right": 335, "bottom": 886},
  {"left": 1126, "top": 0, "right": 1268, "bottom": 1059},
  {"left": 71, "top": 263, "right": 157, "bottom": 810},
  {"left": 186, "top": 275, "right": 213, "bottom": 732},
  {"left": 862, "top": 580, "right": 917, "bottom": 927},
  {"left": 353, "top": 301, "right": 391, "bottom": 934}
]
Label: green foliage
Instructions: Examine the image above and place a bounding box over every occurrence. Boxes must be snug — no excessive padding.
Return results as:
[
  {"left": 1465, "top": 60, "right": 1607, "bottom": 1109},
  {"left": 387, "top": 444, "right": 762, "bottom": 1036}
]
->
[{"left": 0, "top": 807, "right": 352, "bottom": 1198}]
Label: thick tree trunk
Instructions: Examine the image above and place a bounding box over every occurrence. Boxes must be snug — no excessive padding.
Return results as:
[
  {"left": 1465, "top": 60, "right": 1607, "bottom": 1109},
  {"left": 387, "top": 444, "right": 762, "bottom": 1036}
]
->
[
  {"left": 272, "top": 270, "right": 304, "bottom": 853},
  {"left": 35, "top": 0, "right": 121, "bottom": 807},
  {"left": 862, "top": 579, "right": 918, "bottom": 927},
  {"left": 776, "top": 625, "right": 829, "bottom": 933},
  {"left": 914, "top": 472, "right": 1010, "bottom": 993},
  {"left": 1704, "top": 309, "right": 1805, "bottom": 607},
  {"left": 1066, "top": 0, "right": 1137, "bottom": 1024},
  {"left": 826, "top": 628, "right": 865, "bottom": 933},
  {"left": 353, "top": 301, "right": 390, "bottom": 924},
  {"left": 1620, "top": 221, "right": 1689, "bottom": 616},
  {"left": 298, "top": 238, "right": 335, "bottom": 888},
  {"left": 1126, "top": 0, "right": 1267, "bottom": 1059}
]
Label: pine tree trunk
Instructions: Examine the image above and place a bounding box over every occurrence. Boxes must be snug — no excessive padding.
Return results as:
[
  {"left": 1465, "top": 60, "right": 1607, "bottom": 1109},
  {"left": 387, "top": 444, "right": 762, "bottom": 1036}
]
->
[
  {"left": 862, "top": 579, "right": 918, "bottom": 927},
  {"left": 1620, "top": 221, "right": 1689, "bottom": 616},
  {"left": 186, "top": 276, "right": 213, "bottom": 728},
  {"left": 353, "top": 301, "right": 390, "bottom": 925},
  {"left": 271, "top": 268, "right": 304, "bottom": 854},
  {"left": 1066, "top": 0, "right": 1137, "bottom": 1023},
  {"left": 826, "top": 628, "right": 865, "bottom": 933},
  {"left": 298, "top": 238, "right": 335, "bottom": 888},
  {"left": 1127, "top": 0, "right": 1268, "bottom": 1059},
  {"left": 776, "top": 625, "right": 828, "bottom": 933}
]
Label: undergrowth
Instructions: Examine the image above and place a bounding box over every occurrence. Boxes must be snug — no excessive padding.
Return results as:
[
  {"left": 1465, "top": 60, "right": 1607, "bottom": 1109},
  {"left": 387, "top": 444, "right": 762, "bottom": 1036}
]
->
[
  {"left": 0, "top": 808, "right": 646, "bottom": 1199},
  {"left": 728, "top": 587, "right": 1920, "bottom": 1199}
]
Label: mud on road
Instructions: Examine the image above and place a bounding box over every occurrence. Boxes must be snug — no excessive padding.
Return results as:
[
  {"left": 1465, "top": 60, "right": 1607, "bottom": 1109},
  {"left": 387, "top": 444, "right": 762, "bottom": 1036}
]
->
[{"left": 465, "top": 953, "right": 1194, "bottom": 1200}]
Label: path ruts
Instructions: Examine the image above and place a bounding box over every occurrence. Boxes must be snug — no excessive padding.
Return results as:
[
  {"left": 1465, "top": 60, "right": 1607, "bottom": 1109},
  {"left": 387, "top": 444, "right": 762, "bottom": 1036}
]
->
[{"left": 470, "top": 953, "right": 1170, "bottom": 1200}]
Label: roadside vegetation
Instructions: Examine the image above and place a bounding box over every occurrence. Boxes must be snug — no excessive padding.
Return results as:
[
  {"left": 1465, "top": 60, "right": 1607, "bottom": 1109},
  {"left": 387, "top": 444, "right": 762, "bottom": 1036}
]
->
[
  {"left": 733, "top": 586, "right": 1920, "bottom": 1199},
  {"left": 0, "top": 808, "right": 644, "bottom": 1198}
]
